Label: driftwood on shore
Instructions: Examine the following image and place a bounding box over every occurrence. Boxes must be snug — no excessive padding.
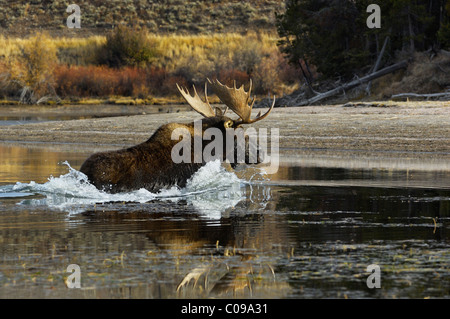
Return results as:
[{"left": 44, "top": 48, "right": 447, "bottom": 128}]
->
[
  {"left": 262, "top": 60, "right": 409, "bottom": 108},
  {"left": 300, "top": 60, "right": 408, "bottom": 105},
  {"left": 391, "top": 92, "right": 450, "bottom": 101}
]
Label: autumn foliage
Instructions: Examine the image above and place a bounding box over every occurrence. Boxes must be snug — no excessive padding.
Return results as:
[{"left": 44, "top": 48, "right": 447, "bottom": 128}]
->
[
  {"left": 54, "top": 65, "right": 192, "bottom": 98},
  {"left": 0, "top": 26, "right": 301, "bottom": 103}
]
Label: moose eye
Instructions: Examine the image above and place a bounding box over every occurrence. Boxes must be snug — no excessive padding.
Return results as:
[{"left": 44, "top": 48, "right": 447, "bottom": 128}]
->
[{"left": 224, "top": 120, "right": 234, "bottom": 128}]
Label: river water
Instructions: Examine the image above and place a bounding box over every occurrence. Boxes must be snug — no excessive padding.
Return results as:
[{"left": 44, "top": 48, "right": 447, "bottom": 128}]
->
[{"left": 0, "top": 142, "right": 448, "bottom": 299}]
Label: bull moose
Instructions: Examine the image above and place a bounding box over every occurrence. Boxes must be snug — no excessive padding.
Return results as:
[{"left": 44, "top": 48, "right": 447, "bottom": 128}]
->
[{"left": 79, "top": 79, "right": 275, "bottom": 193}]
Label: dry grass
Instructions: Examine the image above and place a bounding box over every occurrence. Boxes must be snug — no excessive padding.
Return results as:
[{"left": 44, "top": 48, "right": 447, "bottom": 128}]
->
[
  {"left": 54, "top": 65, "right": 172, "bottom": 98},
  {"left": 372, "top": 52, "right": 450, "bottom": 99},
  {"left": 148, "top": 32, "right": 276, "bottom": 69},
  {"left": 1, "top": 32, "right": 301, "bottom": 102},
  {"left": 3, "top": 32, "right": 447, "bottom": 104},
  {"left": 0, "top": 0, "right": 283, "bottom": 36},
  {"left": 0, "top": 32, "right": 277, "bottom": 68},
  {"left": 390, "top": 52, "right": 450, "bottom": 94},
  {"left": 0, "top": 33, "right": 59, "bottom": 103}
]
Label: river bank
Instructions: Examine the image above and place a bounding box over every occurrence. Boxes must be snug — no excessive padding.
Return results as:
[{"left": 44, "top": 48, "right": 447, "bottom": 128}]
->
[{"left": 0, "top": 101, "right": 449, "bottom": 171}]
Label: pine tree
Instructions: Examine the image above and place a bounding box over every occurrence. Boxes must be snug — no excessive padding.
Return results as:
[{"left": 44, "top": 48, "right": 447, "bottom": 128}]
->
[
  {"left": 276, "top": 0, "right": 449, "bottom": 81},
  {"left": 438, "top": 1, "right": 450, "bottom": 48}
]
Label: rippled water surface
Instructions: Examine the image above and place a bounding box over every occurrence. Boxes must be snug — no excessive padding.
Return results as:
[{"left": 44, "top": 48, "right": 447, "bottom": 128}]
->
[{"left": 0, "top": 143, "right": 449, "bottom": 298}]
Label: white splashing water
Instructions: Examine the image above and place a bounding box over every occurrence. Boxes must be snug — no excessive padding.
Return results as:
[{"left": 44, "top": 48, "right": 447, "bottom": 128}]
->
[{"left": 11, "top": 160, "right": 245, "bottom": 218}]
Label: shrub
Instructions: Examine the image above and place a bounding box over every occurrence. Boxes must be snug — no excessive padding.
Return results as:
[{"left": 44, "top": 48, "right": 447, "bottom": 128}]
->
[
  {"left": 0, "top": 61, "right": 17, "bottom": 98},
  {"left": 116, "top": 67, "right": 149, "bottom": 97},
  {"left": 231, "top": 38, "right": 265, "bottom": 77},
  {"left": 54, "top": 65, "right": 118, "bottom": 97},
  {"left": 1, "top": 32, "right": 301, "bottom": 100},
  {"left": 253, "top": 49, "right": 303, "bottom": 95},
  {"left": 379, "top": 52, "right": 450, "bottom": 97},
  {"left": 54, "top": 65, "right": 185, "bottom": 98},
  {"left": 7, "top": 33, "right": 59, "bottom": 103},
  {"left": 216, "top": 69, "right": 250, "bottom": 88},
  {"left": 160, "top": 75, "right": 189, "bottom": 96},
  {"left": 96, "top": 25, "right": 158, "bottom": 68}
]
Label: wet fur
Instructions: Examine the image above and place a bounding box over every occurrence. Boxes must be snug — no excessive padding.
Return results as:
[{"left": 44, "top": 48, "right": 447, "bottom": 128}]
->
[{"left": 80, "top": 117, "right": 238, "bottom": 193}]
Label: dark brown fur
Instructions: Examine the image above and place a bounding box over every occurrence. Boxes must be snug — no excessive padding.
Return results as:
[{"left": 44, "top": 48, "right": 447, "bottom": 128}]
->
[{"left": 80, "top": 116, "right": 255, "bottom": 193}]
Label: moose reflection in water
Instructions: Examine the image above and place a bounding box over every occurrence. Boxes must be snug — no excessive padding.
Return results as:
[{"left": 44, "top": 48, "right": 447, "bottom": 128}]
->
[
  {"left": 80, "top": 79, "right": 275, "bottom": 193},
  {"left": 77, "top": 183, "right": 287, "bottom": 298}
]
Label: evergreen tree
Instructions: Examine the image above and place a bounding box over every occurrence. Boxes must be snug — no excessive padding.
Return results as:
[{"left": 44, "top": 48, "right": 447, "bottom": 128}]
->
[
  {"left": 438, "top": 1, "right": 450, "bottom": 48},
  {"left": 277, "top": 0, "right": 449, "bottom": 81}
]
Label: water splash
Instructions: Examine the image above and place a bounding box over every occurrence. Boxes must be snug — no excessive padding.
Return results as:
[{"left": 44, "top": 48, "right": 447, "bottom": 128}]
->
[{"left": 11, "top": 160, "right": 245, "bottom": 217}]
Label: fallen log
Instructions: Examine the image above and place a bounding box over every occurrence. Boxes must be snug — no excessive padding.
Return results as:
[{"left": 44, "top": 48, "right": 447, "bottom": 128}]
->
[
  {"left": 391, "top": 92, "right": 450, "bottom": 101},
  {"left": 298, "top": 60, "right": 408, "bottom": 106}
]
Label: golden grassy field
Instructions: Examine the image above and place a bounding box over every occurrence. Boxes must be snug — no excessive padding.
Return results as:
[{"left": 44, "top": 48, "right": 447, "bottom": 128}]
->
[
  {"left": 0, "top": 32, "right": 278, "bottom": 66},
  {"left": 0, "top": 31, "right": 301, "bottom": 104},
  {"left": 2, "top": 30, "right": 447, "bottom": 105}
]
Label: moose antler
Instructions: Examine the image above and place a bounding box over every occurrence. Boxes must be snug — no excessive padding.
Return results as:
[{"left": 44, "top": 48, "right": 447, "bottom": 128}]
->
[
  {"left": 208, "top": 78, "right": 275, "bottom": 125},
  {"left": 176, "top": 83, "right": 216, "bottom": 118}
]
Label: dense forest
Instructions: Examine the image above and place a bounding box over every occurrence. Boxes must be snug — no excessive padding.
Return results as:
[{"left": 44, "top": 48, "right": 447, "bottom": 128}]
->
[{"left": 277, "top": 0, "right": 450, "bottom": 81}]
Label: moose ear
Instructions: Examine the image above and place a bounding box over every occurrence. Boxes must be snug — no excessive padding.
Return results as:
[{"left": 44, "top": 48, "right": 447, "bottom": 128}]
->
[{"left": 224, "top": 120, "right": 234, "bottom": 128}]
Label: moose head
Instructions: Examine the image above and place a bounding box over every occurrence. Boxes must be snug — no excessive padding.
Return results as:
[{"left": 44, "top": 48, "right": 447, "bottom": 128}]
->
[
  {"left": 175, "top": 79, "right": 275, "bottom": 167},
  {"left": 80, "top": 80, "right": 275, "bottom": 193}
]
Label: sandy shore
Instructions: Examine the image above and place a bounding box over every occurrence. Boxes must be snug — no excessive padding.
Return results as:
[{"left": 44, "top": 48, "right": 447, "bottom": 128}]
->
[{"left": 1, "top": 101, "right": 449, "bottom": 170}]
